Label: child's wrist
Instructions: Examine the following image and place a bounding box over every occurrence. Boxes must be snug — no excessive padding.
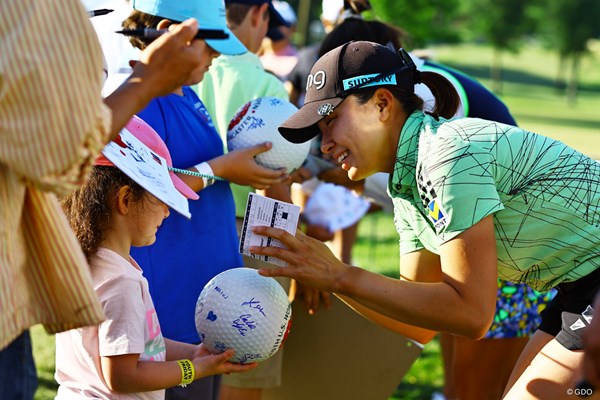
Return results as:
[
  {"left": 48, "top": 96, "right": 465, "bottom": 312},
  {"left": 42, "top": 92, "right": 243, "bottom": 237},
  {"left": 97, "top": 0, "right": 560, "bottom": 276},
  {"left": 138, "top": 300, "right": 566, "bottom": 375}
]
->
[
  {"left": 193, "top": 162, "right": 216, "bottom": 188},
  {"left": 176, "top": 359, "right": 195, "bottom": 386}
]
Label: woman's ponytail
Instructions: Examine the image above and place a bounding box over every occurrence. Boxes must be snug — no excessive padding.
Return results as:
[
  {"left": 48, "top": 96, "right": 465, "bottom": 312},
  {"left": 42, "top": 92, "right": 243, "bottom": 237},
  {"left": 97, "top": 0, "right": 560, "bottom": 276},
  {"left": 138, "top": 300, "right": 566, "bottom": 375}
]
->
[{"left": 420, "top": 71, "right": 460, "bottom": 119}]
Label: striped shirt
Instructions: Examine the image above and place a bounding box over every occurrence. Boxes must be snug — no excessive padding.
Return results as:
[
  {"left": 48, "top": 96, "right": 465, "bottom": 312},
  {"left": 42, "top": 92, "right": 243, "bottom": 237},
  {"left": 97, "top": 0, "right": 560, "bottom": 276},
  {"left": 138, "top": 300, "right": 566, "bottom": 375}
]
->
[{"left": 0, "top": 0, "right": 111, "bottom": 349}]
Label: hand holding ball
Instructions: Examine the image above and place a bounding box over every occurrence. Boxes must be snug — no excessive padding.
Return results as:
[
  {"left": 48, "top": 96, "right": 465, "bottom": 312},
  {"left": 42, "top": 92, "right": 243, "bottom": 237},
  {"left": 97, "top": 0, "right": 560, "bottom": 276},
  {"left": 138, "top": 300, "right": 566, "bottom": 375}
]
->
[
  {"left": 227, "top": 97, "right": 310, "bottom": 174},
  {"left": 195, "top": 268, "right": 292, "bottom": 363}
]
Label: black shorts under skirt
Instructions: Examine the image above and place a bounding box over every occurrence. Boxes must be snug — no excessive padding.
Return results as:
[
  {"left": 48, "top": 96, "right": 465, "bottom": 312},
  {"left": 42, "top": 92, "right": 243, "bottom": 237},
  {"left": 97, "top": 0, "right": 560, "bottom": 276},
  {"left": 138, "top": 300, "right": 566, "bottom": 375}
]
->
[{"left": 538, "top": 267, "right": 600, "bottom": 350}]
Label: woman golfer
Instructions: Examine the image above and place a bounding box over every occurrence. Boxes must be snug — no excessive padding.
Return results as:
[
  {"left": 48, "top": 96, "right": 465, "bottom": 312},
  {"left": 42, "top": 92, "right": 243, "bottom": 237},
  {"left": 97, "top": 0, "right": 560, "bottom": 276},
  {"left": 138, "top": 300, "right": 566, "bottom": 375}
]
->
[{"left": 250, "top": 41, "right": 599, "bottom": 399}]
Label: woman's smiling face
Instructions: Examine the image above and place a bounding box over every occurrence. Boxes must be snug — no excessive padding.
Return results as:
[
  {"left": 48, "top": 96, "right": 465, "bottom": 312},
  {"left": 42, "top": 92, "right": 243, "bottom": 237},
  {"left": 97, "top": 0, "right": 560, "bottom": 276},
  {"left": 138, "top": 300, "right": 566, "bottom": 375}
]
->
[{"left": 317, "top": 94, "right": 390, "bottom": 181}]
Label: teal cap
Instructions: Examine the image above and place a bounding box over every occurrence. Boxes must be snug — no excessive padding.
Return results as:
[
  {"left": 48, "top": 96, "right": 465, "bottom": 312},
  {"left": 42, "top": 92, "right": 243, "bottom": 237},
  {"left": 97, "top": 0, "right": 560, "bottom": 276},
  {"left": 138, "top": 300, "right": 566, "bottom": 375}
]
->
[{"left": 132, "top": 0, "right": 247, "bottom": 55}]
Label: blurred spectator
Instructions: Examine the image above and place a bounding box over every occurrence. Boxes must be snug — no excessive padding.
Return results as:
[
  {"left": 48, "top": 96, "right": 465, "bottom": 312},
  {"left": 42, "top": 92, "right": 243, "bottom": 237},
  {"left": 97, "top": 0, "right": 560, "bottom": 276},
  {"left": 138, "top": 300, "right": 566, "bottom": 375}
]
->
[
  {"left": 0, "top": 1, "right": 206, "bottom": 399},
  {"left": 196, "top": 2, "right": 313, "bottom": 400},
  {"left": 260, "top": 1, "right": 299, "bottom": 81}
]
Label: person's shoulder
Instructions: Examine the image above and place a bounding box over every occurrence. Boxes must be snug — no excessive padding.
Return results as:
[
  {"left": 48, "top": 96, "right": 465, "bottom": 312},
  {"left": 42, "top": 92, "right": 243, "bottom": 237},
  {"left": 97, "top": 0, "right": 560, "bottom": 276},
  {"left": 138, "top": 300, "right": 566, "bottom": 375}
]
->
[{"left": 91, "top": 248, "right": 141, "bottom": 287}]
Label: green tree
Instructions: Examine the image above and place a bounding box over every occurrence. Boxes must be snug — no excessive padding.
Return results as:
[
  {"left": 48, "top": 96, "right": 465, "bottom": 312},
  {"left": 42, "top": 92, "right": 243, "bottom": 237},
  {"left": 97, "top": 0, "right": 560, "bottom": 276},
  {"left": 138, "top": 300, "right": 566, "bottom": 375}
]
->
[
  {"left": 464, "top": 0, "right": 536, "bottom": 94},
  {"left": 538, "top": 0, "right": 600, "bottom": 104},
  {"left": 369, "top": 0, "right": 462, "bottom": 48}
]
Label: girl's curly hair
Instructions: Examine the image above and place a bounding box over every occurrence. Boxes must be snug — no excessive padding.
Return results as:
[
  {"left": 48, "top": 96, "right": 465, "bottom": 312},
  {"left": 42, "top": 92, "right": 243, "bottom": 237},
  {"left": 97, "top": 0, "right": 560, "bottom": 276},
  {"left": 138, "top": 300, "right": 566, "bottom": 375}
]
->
[{"left": 60, "top": 166, "right": 146, "bottom": 262}]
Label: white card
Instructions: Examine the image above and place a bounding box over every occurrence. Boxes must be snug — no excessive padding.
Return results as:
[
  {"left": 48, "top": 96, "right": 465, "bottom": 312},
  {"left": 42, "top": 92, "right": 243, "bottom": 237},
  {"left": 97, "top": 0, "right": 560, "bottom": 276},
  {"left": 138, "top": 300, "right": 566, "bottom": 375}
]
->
[
  {"left": 239, "top": 193, "right": 301, "bottom": 267},
  {"left": 101, "top": 128, "right": 191, "bottom": 219}
]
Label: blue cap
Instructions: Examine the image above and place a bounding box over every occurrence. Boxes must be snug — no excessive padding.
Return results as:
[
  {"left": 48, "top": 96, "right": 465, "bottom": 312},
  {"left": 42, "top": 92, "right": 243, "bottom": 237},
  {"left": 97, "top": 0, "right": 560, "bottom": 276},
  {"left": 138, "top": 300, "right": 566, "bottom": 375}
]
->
[
  {"left": 225, "top": 0, "right": 289, "bottom": 29},
  {"left": 132, "top": 0, "right": 247, "bottom": 55}
]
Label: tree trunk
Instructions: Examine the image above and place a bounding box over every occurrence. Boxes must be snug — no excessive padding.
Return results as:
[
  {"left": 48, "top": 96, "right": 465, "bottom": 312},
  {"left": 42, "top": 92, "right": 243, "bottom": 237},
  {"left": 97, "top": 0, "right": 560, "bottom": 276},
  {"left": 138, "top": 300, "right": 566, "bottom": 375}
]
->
[
  {"left": 567, "top": 55, "right": 580, "bottom": 106},
  {"left": 491, "top": 48, "right": 503, "bottom": 94},
  {"left": 555, "top": 53, "right": 567, "bottom": 92}
]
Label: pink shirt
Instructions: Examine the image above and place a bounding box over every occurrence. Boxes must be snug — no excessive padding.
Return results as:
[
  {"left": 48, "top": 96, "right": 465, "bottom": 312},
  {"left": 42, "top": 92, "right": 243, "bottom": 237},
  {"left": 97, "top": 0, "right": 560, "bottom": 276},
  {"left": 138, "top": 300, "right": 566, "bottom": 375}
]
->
[{"left": 55, "top": 248, "right": 166, "bottom": 400}]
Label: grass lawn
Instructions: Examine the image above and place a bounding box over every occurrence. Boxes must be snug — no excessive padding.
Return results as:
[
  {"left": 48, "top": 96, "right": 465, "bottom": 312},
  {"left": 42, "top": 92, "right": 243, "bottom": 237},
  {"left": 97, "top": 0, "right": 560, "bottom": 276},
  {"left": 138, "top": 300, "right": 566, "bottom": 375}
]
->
[{"left": 31, "top": 41, "right": 600, "bottom": 400}]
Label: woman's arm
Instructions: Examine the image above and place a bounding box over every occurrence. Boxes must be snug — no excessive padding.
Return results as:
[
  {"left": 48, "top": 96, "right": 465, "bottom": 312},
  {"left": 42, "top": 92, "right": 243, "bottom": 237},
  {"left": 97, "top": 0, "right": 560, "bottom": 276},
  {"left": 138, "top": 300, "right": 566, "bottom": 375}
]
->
[
  {"left": 254, "top": 216, "right": 498, "bottom": 339},
  {"left": 336, "top": 294, "right": 437, "bottom": 344}
]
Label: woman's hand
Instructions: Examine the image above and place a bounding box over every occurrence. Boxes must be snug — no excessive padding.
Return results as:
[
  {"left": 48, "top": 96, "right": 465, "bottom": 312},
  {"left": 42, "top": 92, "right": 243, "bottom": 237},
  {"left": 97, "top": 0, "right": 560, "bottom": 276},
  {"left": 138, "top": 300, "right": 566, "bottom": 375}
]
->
[{"left": 250, "top": 227, "right": 349, "bottom": 293}]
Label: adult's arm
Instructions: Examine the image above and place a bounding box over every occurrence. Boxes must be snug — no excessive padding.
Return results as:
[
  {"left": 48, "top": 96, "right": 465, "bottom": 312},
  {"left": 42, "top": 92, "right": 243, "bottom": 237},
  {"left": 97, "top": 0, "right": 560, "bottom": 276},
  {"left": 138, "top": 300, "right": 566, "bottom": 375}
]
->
[
  {"left": 0, "top": 6, "right": 204, "bottom": 194},
  {"left": 253, "top": 216, "right": 498, "bottom": 339},
  {"left": 104, "top": 19, "right": 207, "bottom": 139}
]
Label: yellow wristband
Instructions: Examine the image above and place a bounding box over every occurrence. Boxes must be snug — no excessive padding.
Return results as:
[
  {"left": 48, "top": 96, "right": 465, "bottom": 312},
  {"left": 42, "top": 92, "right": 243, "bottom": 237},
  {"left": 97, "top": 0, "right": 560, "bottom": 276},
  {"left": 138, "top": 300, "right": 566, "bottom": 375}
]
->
[{"left": 177, "top": 359, "right": 195, "bottom": 387}]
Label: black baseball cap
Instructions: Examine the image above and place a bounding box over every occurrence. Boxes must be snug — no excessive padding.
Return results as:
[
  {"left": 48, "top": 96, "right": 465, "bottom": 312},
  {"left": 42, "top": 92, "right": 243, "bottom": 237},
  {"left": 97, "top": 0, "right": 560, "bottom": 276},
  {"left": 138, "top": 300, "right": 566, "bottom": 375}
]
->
[
  {"left": 279, "top": 41, "right": 418, "bottom": 144},
  {"left": 225, "top": 0, "right": 289, "bottom": 29}
]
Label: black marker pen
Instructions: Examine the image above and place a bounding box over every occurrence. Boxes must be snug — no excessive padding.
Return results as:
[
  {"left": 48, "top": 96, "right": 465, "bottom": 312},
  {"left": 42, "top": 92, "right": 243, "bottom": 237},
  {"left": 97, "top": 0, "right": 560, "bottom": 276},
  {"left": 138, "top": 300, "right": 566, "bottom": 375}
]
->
[
  {"left": 116, "top": 28, "right": 229, "bottom": 40},
  {"left": 87, "top": 9, "right": 114, "bottom": 17}
]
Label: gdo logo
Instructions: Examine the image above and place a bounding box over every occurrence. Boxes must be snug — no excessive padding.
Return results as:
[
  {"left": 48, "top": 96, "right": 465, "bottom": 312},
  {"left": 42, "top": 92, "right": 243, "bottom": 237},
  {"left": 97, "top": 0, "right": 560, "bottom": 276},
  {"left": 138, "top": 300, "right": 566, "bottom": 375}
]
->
[{"left": 567, "top": 387, "right": 594, "bottom": 396}]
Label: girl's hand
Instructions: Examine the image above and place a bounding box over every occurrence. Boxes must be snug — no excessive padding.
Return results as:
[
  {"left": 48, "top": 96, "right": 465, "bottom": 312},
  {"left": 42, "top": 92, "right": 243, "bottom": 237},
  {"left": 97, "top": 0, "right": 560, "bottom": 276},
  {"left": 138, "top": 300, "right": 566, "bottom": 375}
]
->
[
  {"left": 210, "top": 143, "right": 288, "bottom": 189},
  {"left": 191, "top": 346, "right": 257, "bottom": 379}
]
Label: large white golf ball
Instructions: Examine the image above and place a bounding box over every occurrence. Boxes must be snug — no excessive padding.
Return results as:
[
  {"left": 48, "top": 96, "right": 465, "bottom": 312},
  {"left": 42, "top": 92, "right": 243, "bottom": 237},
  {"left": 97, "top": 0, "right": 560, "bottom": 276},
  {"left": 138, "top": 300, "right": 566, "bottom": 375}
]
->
[
  {"left": 195, "top": 267, "right": 292, "bottom": 364},
  {"left": 227, "top": 97, "right": 311, "bottom": 174}
]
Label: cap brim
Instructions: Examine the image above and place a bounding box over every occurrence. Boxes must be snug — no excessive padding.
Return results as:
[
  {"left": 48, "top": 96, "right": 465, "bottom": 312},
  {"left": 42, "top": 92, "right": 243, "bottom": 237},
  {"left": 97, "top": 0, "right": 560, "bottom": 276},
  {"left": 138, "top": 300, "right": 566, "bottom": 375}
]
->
[
  {"left": 268, "top": 2, "right": 289, "bottom": 28},
  {"left": 170, "top": 172, "right": 199, "bottom": 200},
  {"left": 206, "top": 27, "right": 247, "bottom": 56},
  {"left": 278, "top": 98, "right": 344, "bottom": 144}
]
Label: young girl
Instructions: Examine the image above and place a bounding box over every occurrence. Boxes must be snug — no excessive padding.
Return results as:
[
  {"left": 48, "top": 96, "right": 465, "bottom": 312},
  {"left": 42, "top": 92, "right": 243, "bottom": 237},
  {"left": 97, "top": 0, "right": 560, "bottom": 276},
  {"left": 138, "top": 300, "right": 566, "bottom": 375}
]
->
[
  {"left": 252, "top": 41, "right": 599, "bottom": 399},
  {"left": 55, "top": 116, "right": 256, "bottom": 399},
  {"left": 120, "top": 2, "right": 290, "bottom": 399}
]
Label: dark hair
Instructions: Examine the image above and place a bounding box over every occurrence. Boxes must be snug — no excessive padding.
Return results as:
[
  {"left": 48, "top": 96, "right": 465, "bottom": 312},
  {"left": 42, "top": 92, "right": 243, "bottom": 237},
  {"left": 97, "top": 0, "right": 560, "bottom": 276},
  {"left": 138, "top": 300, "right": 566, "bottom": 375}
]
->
[
  {"left": 122, "top": 10, "right": 163, "bottom": 50},
  {"left": 343, "top": 0, "right": 372, "bottom": 15},
  {"left": 319, "top": 14, "right": 458, "bottom": 119},
  {"left": 122, "top": 10, "right": 184, "bottom": 50},
  {"left": 60, "top": 166, "right": 146, "bottom": 262},
  {"left": 319, "top": 18, "right": 408, "bottom": 57},
  {"left": 226, "top": 3, "right": 268, "bottom": 29},
  {"left": 351, "top": 71, "right": 460, "bottom": 120}
]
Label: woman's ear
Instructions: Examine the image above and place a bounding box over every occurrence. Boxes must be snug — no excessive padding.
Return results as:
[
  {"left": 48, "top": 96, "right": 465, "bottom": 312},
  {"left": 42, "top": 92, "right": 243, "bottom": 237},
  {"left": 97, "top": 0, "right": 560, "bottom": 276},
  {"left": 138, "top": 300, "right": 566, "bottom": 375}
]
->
[
  {"left": 115, "top": 186, "right": 132, "bottom": 215},
  {"left": 374, "top": 88, "right": 394, "bottom": 122},
  {"left": 156, "top": 19, "right": 172, "bottom": 31}
]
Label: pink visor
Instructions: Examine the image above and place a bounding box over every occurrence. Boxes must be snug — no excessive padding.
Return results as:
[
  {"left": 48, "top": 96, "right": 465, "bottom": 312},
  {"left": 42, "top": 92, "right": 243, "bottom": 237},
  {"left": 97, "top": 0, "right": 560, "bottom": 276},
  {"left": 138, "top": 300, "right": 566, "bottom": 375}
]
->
[{"left": 95, "top": 115, "right": 199, "bottom": 200}]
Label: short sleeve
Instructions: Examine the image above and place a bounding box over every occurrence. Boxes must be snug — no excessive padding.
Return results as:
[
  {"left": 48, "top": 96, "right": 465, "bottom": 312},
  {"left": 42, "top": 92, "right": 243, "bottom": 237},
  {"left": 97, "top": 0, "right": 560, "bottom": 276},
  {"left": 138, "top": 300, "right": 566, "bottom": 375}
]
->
[
  {"left": 417, "top": 122, "right": 505, "bottom": 242},
  {"left": 0, "top": 0, "right": 111, "bottom": 195},
  {"left": 392, "top": 197, "right": 426, "bottom": 255},
  {"left": 97, "top": 277, "right": 146, "bottom": 357}
]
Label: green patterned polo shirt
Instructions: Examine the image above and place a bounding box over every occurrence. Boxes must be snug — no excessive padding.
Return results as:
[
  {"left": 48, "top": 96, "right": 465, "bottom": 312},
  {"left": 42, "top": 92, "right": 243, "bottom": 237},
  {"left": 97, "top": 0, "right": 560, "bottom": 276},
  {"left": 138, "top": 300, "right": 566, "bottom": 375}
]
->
[{"left": 389, "top": 111, "right": 600, "bottom": 291}]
